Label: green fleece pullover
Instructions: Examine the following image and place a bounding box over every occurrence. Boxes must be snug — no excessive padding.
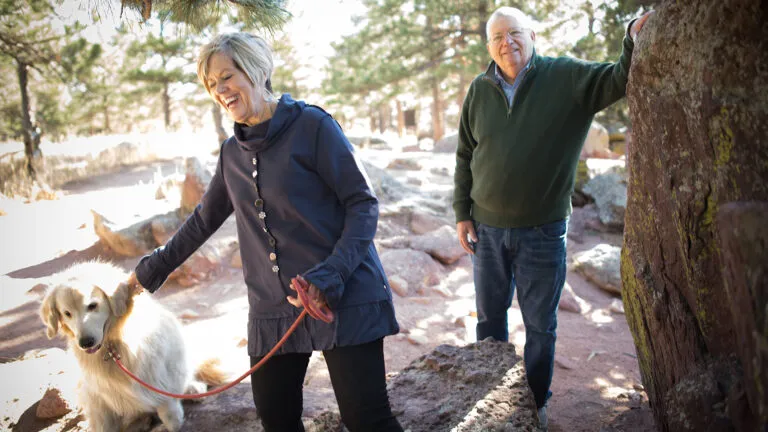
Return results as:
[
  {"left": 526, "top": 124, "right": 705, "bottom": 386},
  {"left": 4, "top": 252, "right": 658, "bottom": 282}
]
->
[{"left": 453, "top": 32, "right": 635, "bottom": 228}]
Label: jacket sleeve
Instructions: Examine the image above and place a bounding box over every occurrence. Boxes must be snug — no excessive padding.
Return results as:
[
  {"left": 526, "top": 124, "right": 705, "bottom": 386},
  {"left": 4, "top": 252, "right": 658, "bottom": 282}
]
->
[
  {"left": 453, "top": 79, "right": 478, "bottom": 223},
  {"left": 135, "top": 148, "right": 234, "bottom": 293},
  {"left": 570, "top": 20, "right": 636, "bottom": 114},
  {"left": 301, "top": 116, "right": 378, "bottom": 308}
]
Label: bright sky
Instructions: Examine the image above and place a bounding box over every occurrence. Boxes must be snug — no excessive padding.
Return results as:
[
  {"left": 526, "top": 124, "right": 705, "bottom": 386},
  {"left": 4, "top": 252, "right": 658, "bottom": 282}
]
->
[
  {"left": 53, "top": 0, "right": 365, "bottom": 91},
  {"left": 54, "top": 0, "right": 364, "bottom": 58}
]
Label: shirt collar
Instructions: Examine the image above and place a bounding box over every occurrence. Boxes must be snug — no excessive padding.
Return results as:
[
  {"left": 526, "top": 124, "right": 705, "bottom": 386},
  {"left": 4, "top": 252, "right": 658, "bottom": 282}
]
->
[{"left": 494, "top": 55, "right": 533, "bottom": 86}]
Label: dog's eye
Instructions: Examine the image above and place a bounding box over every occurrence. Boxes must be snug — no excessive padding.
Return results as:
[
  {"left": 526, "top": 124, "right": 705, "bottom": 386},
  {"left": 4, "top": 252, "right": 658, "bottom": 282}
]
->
[
  {"left": 87, "top": 303, "right": 98, "bottom": 311},
  {"left": 63, "top": 311, "right": 71, "bottom": 318}
]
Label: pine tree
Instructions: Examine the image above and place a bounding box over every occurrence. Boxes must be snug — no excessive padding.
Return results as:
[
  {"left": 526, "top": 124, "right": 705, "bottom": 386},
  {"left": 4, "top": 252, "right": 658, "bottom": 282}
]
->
[
  {"left": 116, "top": 0, "right": 289, "bottom": 32},
  {"left": 323, "top": 0, "right": 560, "bottom": 140},
  {"left": 0, "top": 0, "right": 76, "bottom": 177},
  {"left": 122, "top": 19, "right": 197, "bottom": 131},
  {"left": 60, "top": 37, "right": 108, "bottom": 135}
]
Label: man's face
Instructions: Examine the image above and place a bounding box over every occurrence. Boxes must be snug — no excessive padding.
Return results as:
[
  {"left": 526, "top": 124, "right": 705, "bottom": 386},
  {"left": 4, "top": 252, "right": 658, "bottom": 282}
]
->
[{"left": 487, "top": 15, "right": 535, "bottom": 79}]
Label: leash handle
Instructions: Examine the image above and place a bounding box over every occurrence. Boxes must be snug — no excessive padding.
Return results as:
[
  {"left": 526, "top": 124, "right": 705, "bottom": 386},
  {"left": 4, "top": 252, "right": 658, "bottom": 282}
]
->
[
  {"left": 109, "top": 309, "right": 309, "bottom": 400},
  {"left": 291, "top": 275, "right": 335, "bottom": 324}
]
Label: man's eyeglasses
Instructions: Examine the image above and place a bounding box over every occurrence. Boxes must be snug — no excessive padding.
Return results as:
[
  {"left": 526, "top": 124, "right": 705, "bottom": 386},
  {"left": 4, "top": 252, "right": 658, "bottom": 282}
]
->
[{"left": 490, "top": 29, "right": 529, "bottom": 45}]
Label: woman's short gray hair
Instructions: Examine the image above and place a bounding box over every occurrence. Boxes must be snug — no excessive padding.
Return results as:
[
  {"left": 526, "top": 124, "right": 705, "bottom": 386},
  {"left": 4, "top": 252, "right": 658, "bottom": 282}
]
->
[{"left": 197, "top": 32, "right": 276, "bottom": 101}]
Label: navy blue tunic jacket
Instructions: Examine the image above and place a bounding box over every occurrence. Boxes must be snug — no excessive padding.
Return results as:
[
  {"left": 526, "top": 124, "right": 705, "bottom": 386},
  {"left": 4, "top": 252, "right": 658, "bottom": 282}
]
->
[{"left": 135, "top": 94, "right": 400, "bottom": 356}]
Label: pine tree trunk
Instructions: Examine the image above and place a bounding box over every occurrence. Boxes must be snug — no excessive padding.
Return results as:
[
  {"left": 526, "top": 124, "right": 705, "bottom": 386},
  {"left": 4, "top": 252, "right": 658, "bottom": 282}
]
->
[
  {"left": 477, "top": 2, "right": 489, "bottom": 45},
  {"left": 396, "top": 100, "right": 405, "bottom": 137},
  {"left": 622, "top": 1, "right": 767, "bottom": 431},
  {"left": 16, "top": 59, "right": 37, "bottom": 179},
  {"left": 162, "top": 82, "right": 171, "bottom": 130},
  {"left": 211, "top": 102, "right": 228, "bottom": 143},
  {"left": 369, "top": 105, "right": 376, "bottom": 134},
  {"left": 457, "top": 73, "right": 468, "bottom": 110},
  {"left": 378, "top": 104, "right": 386, "bottom": 134},
  {"left": 103, "top": 95, "right": 111, "bottom": 133},
  {"left": 431, "top": 78, "right": 443, "bottom": 141}
]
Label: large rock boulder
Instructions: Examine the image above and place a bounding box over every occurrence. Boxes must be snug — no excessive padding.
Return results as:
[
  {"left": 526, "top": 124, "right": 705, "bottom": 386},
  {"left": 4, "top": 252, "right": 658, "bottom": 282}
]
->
[
  {"left": 622, "top": 1, "right": 768, "bottom": 430},
  {"left": 361, "top": 161, "right": 415, "bottom": 203},
  {"left": 582, "top": 172, "right": 626, "bottom": 231},
  {"left": 379, "top": 249, "right": 443, "bottom": 295},
  {"left": 409, "top": 226, "right": 467, "bottom": 265},
  {"left": 573, "top": 244, "right": 622, "bottom": 296},
  {"left": 581, "top": 121, "right": 611, "bottom": 158},
  {"left": 433, "top": 133, "right": 458, "bottom": 153},
  {"left": 181, "top": 157, "right": 212, "bottom": 216}
]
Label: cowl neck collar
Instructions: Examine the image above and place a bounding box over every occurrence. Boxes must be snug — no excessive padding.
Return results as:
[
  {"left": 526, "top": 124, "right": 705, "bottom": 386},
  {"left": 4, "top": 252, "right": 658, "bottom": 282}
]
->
[{"left": 233, "top": 94, "right": 304, "bottom": 152}]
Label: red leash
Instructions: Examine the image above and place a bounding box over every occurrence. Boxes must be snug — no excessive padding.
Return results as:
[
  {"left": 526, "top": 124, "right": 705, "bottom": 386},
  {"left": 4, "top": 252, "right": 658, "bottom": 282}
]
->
[{"left": 107, "top": 276, "right": 333, "bottom": 400}]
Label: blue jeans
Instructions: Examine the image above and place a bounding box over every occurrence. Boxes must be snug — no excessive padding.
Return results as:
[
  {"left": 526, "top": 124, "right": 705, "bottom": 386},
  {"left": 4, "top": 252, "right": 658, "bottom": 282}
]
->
[{"left": 471, "top": 219, "right": 568, "bottom": 408}]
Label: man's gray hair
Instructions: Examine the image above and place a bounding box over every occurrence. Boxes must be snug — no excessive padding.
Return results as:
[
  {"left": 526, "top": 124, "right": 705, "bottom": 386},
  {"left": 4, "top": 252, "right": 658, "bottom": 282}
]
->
[
  {"left": 486, "top": 7, "right": 534, "bottom": 40},
  {"left": 197, "top": 32, "right": 276, "bottom": 102}
]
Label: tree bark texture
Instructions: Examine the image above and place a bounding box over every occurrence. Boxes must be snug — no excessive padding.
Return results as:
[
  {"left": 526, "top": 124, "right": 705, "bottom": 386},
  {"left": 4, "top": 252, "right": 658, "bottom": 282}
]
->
[
  {"left": 622, "top": 1, "right": 768, "bottom": 431},
  {"left": 431, "top": 77, "right": 443, "bottom": 141},
  {"left": 211, "top": 102, "right": 228, "bottom": 144},
  {"left": 16, "top": 59, "right": 37, "bottom": 178},
  {"left": 162, "top": 81, "right": 171, "bottom": 130}
]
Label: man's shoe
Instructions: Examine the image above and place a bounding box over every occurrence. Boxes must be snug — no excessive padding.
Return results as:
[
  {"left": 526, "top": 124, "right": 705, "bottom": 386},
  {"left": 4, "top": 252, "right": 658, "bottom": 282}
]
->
[{"left": 537, "top": 406, "right": 548, "bottom": 429}]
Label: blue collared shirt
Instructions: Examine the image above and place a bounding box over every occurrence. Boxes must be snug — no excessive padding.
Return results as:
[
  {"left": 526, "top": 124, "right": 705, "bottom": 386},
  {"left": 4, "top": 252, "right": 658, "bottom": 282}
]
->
[{"left": 493, "top": 58, "right": 532, "bottom": 108}]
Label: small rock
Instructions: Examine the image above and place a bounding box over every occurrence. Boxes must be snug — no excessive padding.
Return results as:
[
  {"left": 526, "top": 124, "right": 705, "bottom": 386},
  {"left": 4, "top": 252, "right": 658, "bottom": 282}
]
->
[
  {"left": 559, "top": 281, "right": 589, "bottom": 313},
  {"left": 410, "top": 212, "right": 450, "bottom": 235},
  {"left": 632, "top": 383, "right": 645, "bottom": 392},
  {"left": 454, "top": 316, "right": 469, "bottom": 328},
  {"left": 430, "top": 167, "right": 450, "bottom": 176},
  {"left": 406, "top": 177, "right": 422, "bottom": 186},
  {"left": 555, "top": 355, "right": 577, "bottom": 370},
  {"left": 36, "top": 387, "right": 70, "bottom": 419},
  {"left": 388, "top": 275, "right": 409, "bottom": 297},
  {"left": 406, "top": 331, "right": 430, "bottom": 345},
  {"left": 387, "top": 158, "right": 422, "bottom": 170},
  {"left": 558, "top": 295, "right": 581, "bottom": 313},
  {"left": 230, "top": 250, "right": 242, "bottom": 268},
  {"left": 409, "top": 296, "right": 432, "bottom": 305},
  {"left": 27, "top": 283, "right": 48, "bottom": 296},
  {"left": 179, "top": 309, "right": 200, "bottom": 320},
  {"left": 587, "top": 350, "right": 607, "bottom": 361},
  {"left": 609, "top": 298, "right": 625, "bottom": 314},
  {"left": 431, "top": 285, "right": 452, "bottom": 298}
]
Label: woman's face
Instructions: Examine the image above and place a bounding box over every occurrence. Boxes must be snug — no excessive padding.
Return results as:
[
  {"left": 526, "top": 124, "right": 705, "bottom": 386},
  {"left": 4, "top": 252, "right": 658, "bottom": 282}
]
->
[{"left": 205, "top": 52, "right": 265, "bottom": 125}]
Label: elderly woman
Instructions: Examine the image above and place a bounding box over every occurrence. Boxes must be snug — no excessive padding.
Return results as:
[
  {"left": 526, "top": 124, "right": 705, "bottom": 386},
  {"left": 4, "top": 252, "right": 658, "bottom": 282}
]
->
[{"left": 131, "top": 32, "right": 403, "bottom": 432}]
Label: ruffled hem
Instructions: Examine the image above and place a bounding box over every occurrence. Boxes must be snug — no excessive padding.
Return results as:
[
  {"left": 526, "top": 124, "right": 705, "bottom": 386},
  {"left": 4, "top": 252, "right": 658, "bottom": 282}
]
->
[
  {"left": 247, "top": 311, "right": 337, "bottom": 357},
  {"left": 247, "top": 299, "right": 400, "bottom": 357}
]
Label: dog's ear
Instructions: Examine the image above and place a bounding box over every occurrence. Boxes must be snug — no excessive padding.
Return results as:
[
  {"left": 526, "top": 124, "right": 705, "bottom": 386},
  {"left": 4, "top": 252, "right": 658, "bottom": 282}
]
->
[
  {"left": 107, "top": 282, "right": 134, "bottom": 317},
  {"left": 40, "top": 289, "right": 60, "bottom": 339}
]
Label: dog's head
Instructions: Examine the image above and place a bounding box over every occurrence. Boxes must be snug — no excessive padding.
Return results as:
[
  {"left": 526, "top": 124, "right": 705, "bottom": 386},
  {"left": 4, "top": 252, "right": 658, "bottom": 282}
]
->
[{"left": 40, "top": 261, "right": 135, "bottom": 354}]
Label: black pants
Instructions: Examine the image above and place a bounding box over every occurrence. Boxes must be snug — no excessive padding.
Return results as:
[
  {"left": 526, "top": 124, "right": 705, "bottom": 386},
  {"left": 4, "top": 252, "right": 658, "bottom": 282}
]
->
[{"left": 250, "top": 338, "right": 403, "bottom": 432}]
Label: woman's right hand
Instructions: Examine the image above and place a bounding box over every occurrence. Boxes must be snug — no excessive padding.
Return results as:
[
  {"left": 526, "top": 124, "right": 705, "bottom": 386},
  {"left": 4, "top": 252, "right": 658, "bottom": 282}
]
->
[
  {"left": 288, "top": 275, "right": 334, "bottom": 323},
  {"left": 125, "top": 272, "right": 144, "bottom": 296}
]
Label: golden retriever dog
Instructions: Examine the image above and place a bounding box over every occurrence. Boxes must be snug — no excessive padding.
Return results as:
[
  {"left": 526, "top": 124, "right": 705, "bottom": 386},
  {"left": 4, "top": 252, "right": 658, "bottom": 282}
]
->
[{"left": 40, "top": 261, "right": 225, "bottom": 432}]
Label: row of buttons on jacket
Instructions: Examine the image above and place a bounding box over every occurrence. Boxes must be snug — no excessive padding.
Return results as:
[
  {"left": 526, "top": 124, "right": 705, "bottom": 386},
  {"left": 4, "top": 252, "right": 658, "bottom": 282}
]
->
[{"left": 252, "top": 157, "right": 279, "bottom": 273}]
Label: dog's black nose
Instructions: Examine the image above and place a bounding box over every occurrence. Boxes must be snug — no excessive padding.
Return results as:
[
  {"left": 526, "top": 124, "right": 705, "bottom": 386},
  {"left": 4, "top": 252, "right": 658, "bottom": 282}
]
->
[{"left": 79, "top": 336, "right": 96, "bottom": 349}]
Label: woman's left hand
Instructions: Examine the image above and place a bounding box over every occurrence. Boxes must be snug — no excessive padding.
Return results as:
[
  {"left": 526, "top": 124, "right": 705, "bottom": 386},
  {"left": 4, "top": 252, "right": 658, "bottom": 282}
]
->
[{"left": 287, "top": 275, "right": 334, "bottom": 322}]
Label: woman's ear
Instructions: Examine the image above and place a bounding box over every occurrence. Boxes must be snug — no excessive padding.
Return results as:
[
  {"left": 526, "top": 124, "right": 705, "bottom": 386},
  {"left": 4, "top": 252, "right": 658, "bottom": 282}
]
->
[{"left": 40, "top": 289, "right": 60, "bottom": 339}]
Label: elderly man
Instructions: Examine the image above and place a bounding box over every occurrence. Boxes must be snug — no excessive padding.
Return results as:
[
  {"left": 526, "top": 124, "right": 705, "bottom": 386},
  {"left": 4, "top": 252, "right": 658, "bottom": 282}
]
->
[{"left": 453, "top": 6, "right": 653, "bottom": 428}]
